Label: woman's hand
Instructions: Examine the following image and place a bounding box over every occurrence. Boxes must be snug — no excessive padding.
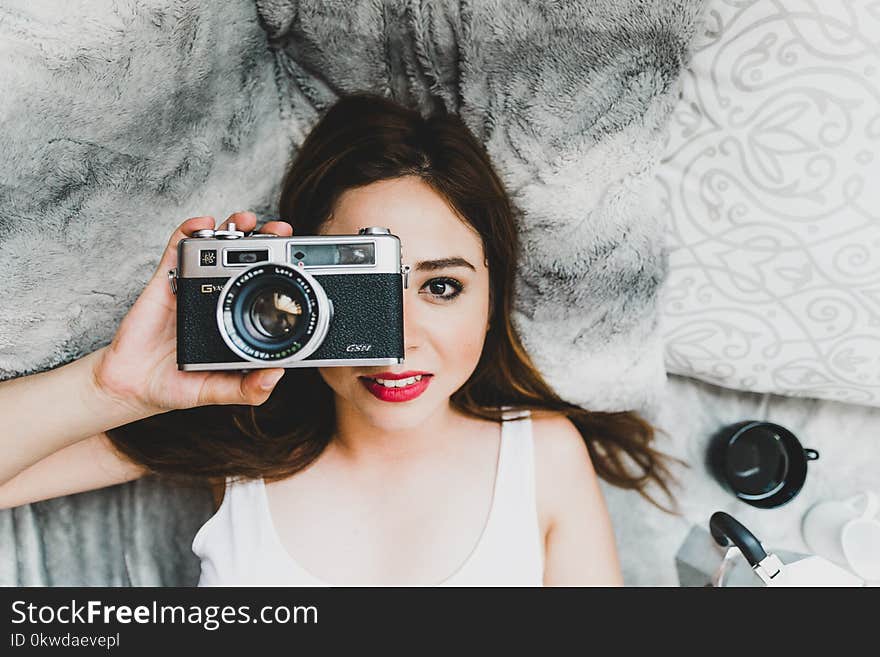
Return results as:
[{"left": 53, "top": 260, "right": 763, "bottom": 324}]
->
[{"left": 92, "top": 211, "right": 293, "bottom": 416}]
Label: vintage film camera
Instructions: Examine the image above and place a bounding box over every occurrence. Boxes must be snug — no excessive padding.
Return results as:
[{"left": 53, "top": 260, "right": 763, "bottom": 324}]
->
[{"left": 169, "top": 224, "right": 408, "bottom": 370}]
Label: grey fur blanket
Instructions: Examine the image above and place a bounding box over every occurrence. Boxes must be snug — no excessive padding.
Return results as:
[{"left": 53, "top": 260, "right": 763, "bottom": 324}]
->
[{"left": 0, "top": 0, "right": 705, "bottom": 585}]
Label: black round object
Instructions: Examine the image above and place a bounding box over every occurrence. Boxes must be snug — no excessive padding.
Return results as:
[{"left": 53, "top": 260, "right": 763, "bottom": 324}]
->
[{"left": 707, "top": 420, "right": 819, "bottom": 509}]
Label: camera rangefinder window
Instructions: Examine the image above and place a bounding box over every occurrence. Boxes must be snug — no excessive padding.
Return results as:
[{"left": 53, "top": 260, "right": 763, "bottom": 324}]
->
[
  {"left": 288, "top": 242, "right": 375, "bottom": 267},
  {"left": 225, "top": 249, "right": 269, "bottom": 266}
]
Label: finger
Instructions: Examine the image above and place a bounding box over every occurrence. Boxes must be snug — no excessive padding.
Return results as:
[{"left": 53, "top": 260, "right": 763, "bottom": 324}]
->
[
  {"left": 154, "top": 215, "right": 216, "bottom": 279},
  {"left": 257, "top": 220, "right": 293, "bottom": 237},
  {"left": 217, "top": 211, "right": 257, "bottom": 233},
  {"left": 197, "top": 368, "right": 286, "bottom": 407}
]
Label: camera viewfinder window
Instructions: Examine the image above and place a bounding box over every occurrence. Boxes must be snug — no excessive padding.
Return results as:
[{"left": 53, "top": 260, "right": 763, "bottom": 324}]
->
[{"left": 288, "top": 242, "right": 375, "bottom": 267}]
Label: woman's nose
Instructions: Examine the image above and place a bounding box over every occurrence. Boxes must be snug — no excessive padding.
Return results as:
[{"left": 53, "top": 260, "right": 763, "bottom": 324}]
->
[{"left": 402, "top": 291, "right": 425, "bottom": 354}]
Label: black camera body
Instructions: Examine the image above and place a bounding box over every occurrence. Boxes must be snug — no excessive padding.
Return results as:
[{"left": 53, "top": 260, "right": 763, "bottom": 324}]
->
[{"left": 170, "top": 225, "right": 407, "bottom": 371}]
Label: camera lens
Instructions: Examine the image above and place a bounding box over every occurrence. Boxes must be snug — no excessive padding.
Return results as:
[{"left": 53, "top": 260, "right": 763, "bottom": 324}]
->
[
  {"left": 217, "top": 264, "right": 331, "bottom": 363},
  {"left": 248, "top": 289, "right": 303, "bottom": 338}
]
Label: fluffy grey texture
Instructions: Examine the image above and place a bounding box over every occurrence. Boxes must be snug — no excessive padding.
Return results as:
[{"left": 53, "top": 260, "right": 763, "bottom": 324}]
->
[
  {"left": 0, "top": 0, "right": 706, "bottom": 412},
  {"left": 0, "top": 0, "right": 704, "bottom": 585},
  {"left": 259, "top": 0, "right": 707, "bottom": 413},
  {"left": 0, "top": 477, "right": 210, "bottom": 586},
  {"left": 0, "top": 0, "right": 293, "bottom": 378}
]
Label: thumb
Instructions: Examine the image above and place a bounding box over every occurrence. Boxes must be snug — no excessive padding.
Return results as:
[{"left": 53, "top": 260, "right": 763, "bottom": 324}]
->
[{"left": 197, "top": 368, "right": 285, "bottom": 406}]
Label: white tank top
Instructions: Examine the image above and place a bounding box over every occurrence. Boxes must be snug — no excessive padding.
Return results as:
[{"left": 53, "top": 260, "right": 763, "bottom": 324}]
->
[{"left": 191, "top": 410, "right": 544, "bottom": 586}]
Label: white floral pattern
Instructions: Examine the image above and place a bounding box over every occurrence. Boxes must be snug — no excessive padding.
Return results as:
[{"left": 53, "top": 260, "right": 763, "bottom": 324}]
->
[{"left": 657, "top": 0, "right": 880, "bottom": 406}]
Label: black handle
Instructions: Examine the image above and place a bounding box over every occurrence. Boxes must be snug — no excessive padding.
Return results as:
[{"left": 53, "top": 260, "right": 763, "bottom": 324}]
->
[
  {"left": 709, "top": 511, "right": 768, "bottom": 567},
  {"left": 805, "top": 448, "right": 819, "bottom": 461}
]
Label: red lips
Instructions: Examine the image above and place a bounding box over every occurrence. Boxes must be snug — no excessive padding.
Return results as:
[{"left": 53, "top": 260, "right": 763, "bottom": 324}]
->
[{"left": 358, "top": 371, "right": 433, "bottom": 403}]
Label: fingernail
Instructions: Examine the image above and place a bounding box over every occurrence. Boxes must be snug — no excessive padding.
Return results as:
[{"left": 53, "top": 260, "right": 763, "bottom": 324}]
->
[{"left": 259, "top": 370, "right": 285, "bottom": 390}]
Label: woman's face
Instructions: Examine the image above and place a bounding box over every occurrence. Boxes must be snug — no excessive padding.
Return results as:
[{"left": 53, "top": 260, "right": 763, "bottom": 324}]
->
[{"left": 316, "top": 176, "right": 490, "bottom": 432}]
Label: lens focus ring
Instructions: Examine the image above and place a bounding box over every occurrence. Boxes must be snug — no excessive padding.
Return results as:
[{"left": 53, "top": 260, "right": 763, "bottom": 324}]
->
[{"left": 216, "top": 264, "right": 331, "bottom": 363}]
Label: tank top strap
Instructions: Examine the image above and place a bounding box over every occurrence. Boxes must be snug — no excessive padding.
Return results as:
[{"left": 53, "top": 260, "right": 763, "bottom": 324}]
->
[
  {"left": 492, "top": 409, "right": 536, "bottom": 514},
  {"left": 191, "top": 476, "right": 268, "bottom": 585},
  {"left": 445, "top": 407, "right": 543, "bottom": 583},
  {"left": 220, "top": 475, "right": 262, "bottom": 507}
]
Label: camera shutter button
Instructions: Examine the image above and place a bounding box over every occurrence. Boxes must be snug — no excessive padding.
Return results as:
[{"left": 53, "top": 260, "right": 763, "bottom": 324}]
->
[
  {"left": 214, "top": 222, "right": 245, "bottom": 239},
  {"left": 193, "top": 229, "right": 215, "bottom": 238},
  {"left": 358, "top": 227, "right": 390, "bottom": 235}
]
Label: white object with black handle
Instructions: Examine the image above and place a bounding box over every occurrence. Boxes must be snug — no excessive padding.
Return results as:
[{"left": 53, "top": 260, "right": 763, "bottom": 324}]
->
[{"left": 710, "top": 512, "right": 864, "bottom": 587}]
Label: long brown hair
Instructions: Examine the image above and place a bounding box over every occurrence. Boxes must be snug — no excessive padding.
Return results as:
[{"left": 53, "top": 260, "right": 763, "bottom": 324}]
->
[{"left": 107, "top": 93, "right": 680, "bottom": 510}]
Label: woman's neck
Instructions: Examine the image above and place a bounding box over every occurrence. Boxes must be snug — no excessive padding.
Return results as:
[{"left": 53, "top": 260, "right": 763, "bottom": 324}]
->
[{"left": 328, "top": 398, "right": 469, "bottom": 466}]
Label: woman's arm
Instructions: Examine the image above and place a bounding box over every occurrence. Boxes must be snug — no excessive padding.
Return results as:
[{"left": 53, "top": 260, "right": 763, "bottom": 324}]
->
[
  {"left": 0, "top": 213, "right": 291, "bottom": 506},
  {"left": 533, "top": 413, "right": 624, "bottom": 586},
  {"left": 0, "top": 432, "right": 147, "bottom": 510},
  {"left": 0, "top": 346, "right": 151, "bottom": 488}
]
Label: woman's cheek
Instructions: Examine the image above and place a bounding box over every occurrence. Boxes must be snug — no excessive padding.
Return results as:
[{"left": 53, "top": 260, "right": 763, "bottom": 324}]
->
[
  {"left": 316, "top": 366, "right": 353, "bottom": 398},
  {"left": 442, "top": 304, "right": 488, "bottom": 375}
]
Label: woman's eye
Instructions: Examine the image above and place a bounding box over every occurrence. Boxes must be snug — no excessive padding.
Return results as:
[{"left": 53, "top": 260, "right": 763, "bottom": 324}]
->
[{"left": 420, "top": 277, "right": 463, "bottom": 301}]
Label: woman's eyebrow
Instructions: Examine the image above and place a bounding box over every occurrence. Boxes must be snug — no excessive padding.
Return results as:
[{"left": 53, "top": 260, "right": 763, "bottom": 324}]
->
[{"left": 413, "top": 257, "right": 476, "bottom": 272}]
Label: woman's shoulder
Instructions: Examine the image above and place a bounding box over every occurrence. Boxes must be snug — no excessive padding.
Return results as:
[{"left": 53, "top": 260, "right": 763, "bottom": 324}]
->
[
  {"left": 526, "top": 410, "right": 599, "bottom": 528},
  {"left": 528, "top": 411, "right": 624, "bottom": 585},
  {"left": 528, "top": 410, "right": 591, "bottom": 467}
]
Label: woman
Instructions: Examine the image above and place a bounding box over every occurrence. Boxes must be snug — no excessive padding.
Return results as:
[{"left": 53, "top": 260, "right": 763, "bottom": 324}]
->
[{"left": 0, "top": 94, "right": 675, "bottom": 586}]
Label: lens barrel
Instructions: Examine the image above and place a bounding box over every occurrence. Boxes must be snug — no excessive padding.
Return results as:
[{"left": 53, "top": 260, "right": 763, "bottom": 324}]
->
[{"left": 216, "top": 264, "right": 331, "bottom": 363}]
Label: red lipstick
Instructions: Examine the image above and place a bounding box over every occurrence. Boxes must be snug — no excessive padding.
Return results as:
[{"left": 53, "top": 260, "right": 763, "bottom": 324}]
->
[{"left": 358, "top": 371, "right": 433, "bottom": 403}]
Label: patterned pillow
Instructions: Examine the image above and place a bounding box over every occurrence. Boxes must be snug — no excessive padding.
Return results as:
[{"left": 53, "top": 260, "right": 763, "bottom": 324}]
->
[{"left": 657, "top": 0, "right": 880, "bottom": 406}]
